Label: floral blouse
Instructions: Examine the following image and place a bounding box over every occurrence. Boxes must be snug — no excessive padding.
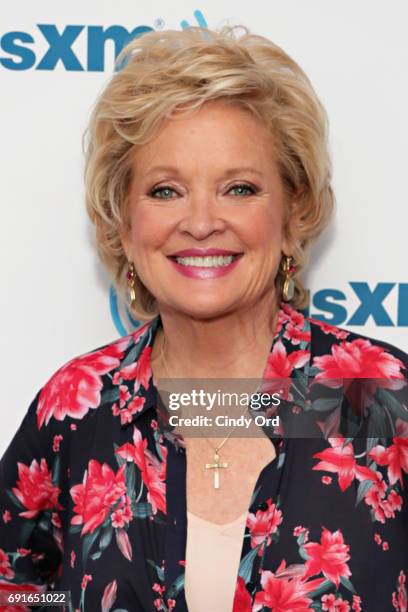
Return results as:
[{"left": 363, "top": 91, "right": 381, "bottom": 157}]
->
[{"left": 0, "top": 302, "right": 407, "bottom": 612}]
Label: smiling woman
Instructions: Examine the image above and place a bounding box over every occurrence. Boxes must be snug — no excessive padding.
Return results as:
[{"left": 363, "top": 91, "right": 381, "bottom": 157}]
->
[
  {"left": 120, "top": 101, "right": 291, "bottom": 322},
  {"left": 84, "top": 26, "right": 334, "bottom": 323},
  {"left": 1, "top": 24, "right": 407, "bottom": 612}
]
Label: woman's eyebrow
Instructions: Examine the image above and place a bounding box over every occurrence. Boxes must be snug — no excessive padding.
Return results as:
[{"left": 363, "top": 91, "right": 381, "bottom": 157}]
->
[
  {"left": 144, "top": 165, "right": 183, "bottom": 177},
  {"left": 144, "top": 166, "right": 264, "bottom": 178},
  {"left": 222, "top": 167, "right": 264, "bottom": 178}
]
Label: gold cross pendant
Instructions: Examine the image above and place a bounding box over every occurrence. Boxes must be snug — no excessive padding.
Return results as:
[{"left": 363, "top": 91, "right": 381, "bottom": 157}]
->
[{"left": 205, "top": 450, "right": 228, "bottom": 489}]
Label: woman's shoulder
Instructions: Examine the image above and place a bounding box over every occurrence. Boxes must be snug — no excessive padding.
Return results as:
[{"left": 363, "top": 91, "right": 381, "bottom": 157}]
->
[
  {"left": 36, "top": 318, "right": 157, "bottom": 430},
  {"left": 307, "top": 314, "right": 408, "bottom": 376}
]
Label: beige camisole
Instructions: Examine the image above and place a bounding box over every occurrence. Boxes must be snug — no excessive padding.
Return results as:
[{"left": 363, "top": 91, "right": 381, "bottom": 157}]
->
[{"left": 184, "top": 511, "right": 248, "bottom": 612}]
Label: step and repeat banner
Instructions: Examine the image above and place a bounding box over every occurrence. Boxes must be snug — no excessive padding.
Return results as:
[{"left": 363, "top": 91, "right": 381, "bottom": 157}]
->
[{"left": 1, "top": 1, "right": 407, "bottom": 452}]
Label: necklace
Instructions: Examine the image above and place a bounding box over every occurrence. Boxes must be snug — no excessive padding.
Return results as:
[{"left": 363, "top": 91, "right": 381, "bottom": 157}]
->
[{"left": 157, "top": 328, "right": 262, "bottom": 489}]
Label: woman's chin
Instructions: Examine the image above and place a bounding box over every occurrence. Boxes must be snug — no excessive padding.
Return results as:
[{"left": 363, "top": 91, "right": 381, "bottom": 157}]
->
[{"left": 168, "top": 298, "right": 238, "bottom": 321}]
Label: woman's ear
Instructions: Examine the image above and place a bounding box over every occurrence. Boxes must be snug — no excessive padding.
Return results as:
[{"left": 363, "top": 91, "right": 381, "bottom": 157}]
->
[
  {"left": 119, "top": 197, "right": 133, "bottom": 261},
  {"left": 281, "top": 234, "right": 291, "bottom": 259},
  {"left": 119, "top": 227, "right": 132, "bottom": 262},
  {"left": 281, "top": 192, "right": 303, "bottom": 257}
]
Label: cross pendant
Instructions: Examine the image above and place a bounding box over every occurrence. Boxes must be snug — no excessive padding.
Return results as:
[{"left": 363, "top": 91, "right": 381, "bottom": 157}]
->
[{"left": 205, "top": 451, "right": 228, "bottom": 489}]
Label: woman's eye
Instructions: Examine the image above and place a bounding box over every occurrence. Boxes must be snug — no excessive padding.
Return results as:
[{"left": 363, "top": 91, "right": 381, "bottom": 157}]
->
[
  {"left": 228, "top": 183, "right": 256, "bottom": 196},
  {"left": 150, "top": 186, "right": 178, "bottom": 200}
]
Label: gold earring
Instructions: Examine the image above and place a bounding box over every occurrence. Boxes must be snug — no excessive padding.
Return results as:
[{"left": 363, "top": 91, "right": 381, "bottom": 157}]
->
[
  {"left": 281, "top": 255, "right": 295, "bottom": 302},
  {"left": 126, "top": 261, "right": 136, "bottom": 304}
]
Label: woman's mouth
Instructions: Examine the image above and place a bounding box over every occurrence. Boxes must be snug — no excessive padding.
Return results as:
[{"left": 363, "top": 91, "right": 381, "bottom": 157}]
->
[
  {"left": 173, "top": 254, "right": 239, "bottom": 267},
  {"left": 167, "top": 253, "right": 243, "bottom": 279}
]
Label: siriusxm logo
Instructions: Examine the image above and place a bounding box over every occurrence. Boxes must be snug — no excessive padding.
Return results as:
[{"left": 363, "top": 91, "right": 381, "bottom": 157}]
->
[
  {"left": 110, "top": 282, "right": 408, "bottom": 336},
  {"left": 0, "top": 10, "right": 207, "bottom": 71},
  {"left": 304, "top": 282, "right": 408, "bottom": 327}
]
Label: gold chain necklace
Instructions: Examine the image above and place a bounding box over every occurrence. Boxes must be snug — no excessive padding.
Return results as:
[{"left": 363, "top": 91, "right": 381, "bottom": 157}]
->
[{"left": 157, "top": 328, "right": 261, "bottom": 489}]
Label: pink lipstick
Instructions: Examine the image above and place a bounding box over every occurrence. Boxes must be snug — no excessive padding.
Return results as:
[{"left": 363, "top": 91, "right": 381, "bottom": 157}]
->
[{"left": 167, "top": 248, "right": 243, "bottom": 279}]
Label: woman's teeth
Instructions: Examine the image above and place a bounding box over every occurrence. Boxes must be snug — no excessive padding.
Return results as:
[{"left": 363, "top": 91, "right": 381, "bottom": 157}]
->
[{"left": 175, "top": 255, "right": 237, "bottom": 267}]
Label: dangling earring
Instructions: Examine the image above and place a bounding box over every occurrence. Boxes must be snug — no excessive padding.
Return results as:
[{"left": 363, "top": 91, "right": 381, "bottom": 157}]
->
[
  {"left": 126, "top": 261, "right": 136, "bottom": 304},
  {"left": 281, "top": 255, "right": 296, "bottom": 302}
]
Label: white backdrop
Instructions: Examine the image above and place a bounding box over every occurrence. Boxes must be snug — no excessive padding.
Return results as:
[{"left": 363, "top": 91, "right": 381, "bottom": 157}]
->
[{"left": 1, "top": 0, "right": 407, "bottom": 454}]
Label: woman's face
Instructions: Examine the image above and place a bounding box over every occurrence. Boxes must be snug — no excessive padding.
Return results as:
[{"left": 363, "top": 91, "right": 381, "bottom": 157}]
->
[{"left": 122, "top": 101, "right": 290, "bottom": 319}]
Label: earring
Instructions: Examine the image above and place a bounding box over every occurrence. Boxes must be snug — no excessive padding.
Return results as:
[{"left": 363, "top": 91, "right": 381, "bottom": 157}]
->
[
  {"left": 126, "top": 261, "right": 136, "bottom": 304},
  {"left": 281, "top": 255, "right": 296, "bottom": 302}
]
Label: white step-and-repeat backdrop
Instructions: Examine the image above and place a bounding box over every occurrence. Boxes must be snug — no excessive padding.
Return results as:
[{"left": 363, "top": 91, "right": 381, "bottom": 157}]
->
[{"left": 1, "top": 1, "right": 407, "bottom": 453}]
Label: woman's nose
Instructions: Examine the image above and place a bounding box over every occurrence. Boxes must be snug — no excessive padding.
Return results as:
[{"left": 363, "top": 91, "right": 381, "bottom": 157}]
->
[{"left": 177, "top": 192, "right": 227, "bottom": 239}]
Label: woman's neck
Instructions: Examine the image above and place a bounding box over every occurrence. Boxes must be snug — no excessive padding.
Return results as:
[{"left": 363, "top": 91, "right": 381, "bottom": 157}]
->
[{"left": 150, "top": 292, "right": 281, "bottom": 380}]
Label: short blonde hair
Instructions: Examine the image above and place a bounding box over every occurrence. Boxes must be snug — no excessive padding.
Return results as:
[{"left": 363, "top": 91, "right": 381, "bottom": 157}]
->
[{"left": 85, "top": 25, "right": 335, "bottom": 321}]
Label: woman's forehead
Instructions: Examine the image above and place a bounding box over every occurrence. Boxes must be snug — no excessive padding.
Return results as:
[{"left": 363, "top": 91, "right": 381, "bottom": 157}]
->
[{"left": 130, "top": 104, "right": 277, "bottom": 176}]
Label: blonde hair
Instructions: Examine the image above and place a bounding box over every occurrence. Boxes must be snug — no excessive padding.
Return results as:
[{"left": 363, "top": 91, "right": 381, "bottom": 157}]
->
[{"left": 84, "top": 24, "right": 335, "bottom": 321}]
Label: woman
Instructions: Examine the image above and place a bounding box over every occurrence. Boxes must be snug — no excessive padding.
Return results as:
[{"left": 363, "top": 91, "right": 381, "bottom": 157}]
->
[{"left": 0, "top": 25, "right": 407, "bottom": 612}]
